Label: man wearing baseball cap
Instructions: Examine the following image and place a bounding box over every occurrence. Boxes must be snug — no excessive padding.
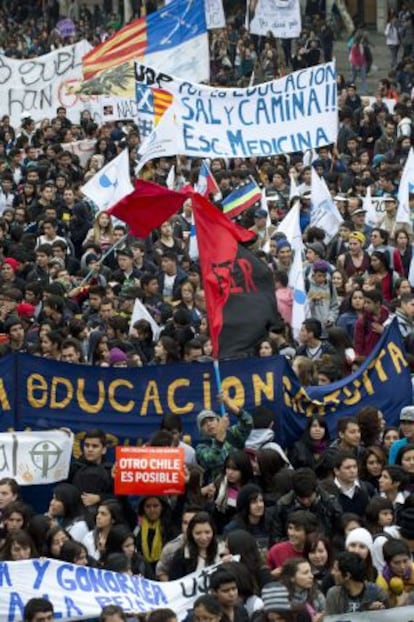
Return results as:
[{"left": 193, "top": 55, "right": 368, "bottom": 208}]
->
[
  {"left": 195, "top": 392, "right": 253, "bottom": 484},
  {"left": 389, "top": 406, "right": 414, "bottom": 464}
]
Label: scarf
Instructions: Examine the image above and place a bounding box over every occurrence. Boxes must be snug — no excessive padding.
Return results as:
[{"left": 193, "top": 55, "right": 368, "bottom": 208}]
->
[
  {"left": 311, "top": 440, "right": 327, "bottom": 455},
  {"left": 140, "top": 516, "right": 163, "bottom": 563}
]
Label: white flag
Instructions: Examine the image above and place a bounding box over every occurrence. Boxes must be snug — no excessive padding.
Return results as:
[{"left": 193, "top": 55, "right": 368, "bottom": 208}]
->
[
  {"left": 136, "top": 105, "right": 179, "bottom": 174},
  {"left": 289, "top": 173, "right": 300, "bottom": 202},
  {"left": 81, "top": 149, "right": 133, "bottom": 212},
  {"left": 397, "top": 148, "right": 414, "bottom": 225},
  {"left": 277, "top": 201, "right": 309, "bottom": 338},
  {"left": 310, "top": 167, "right": 343, "bottom": 242},
  {"left": 363, "top": 185, "right": 378, "bottom": 229},
  {"left": 166, "top": 165, "right": 175, "bottom": 190},
  {"left": 262, "top": 188, "right": 272, "bottom": 254},
  {"left": 129, "top": 298, "right": 161, "bottom": 340}
]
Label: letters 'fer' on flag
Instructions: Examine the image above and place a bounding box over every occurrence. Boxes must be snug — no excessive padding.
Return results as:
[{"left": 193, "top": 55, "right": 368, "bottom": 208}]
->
[
  {"left": 107, "top": 179, "right": 186, "bottom": 237},
  {"left": 83, "top": 0, "right": 207, "bottom": 80},
  {"left": 221, "top": 179, "right": 262, "bottom": 219},
  {"left": 192, "top": 193, "right": 280, "bottom": 359}
]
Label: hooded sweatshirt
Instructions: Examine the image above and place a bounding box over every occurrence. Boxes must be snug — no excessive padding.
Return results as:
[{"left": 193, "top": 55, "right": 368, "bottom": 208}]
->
[{"left": 245, "top": 428, "right": 291, "bottom": 466}]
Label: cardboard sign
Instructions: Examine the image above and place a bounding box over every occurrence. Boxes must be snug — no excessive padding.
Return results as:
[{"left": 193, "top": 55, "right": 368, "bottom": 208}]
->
[{"left": 115, "top": 446, "right": 185, "bottom": 495}]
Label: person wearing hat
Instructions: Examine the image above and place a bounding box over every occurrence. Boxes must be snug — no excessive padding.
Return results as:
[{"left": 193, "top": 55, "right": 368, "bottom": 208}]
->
[
  {"left": 249, "top": 208, "right": 277, "bottom": 251},
  {"left": 378, "top": 194, "right": 412, "bottom": 242},
  {"left": 274, "top": 239, "right": 293, "bottom": 273},
  {"left": 0, "top": 257, "right": 25, "bottom": 291},
  {"left": 337, "top": 231, "right": 371, "bottom": 278},
  {"left": 108, "top": 347, "right": 128, "bottom": 368},
  {"left": 195, "top": 392, "right": 253, "bottom": 484},
  {"left": 389, "top": 406, "right": 414, "bottom": 464},
  {"left": 325, "top": 552, "right": 388, "bottom": 614}
]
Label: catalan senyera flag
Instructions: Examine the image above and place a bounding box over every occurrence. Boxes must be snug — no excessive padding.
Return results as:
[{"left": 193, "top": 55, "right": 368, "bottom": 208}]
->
[
  {"left": 152, "top": 88, "right": 174, "bottom": 125},
  {"left": 83, "top": 0, "right": 209, "bottom": 83}
]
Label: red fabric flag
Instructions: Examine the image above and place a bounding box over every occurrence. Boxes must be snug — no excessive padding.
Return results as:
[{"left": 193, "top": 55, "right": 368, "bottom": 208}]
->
[
  {"left": 107, "top": 179, "right": 186, "bottom": 237},
  {"left": 192, "top": 193, "right": 261, "bottom": 358}
]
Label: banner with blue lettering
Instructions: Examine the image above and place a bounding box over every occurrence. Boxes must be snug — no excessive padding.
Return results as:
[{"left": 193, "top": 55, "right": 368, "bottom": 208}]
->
[
  {"left": 0, "top": 321, "right": 410, "bottom": 449},
  {"left": 135, "top": 61, "right": 338, "bottom": 170},
  {"left": 0, "top": 558, "right": 220, "bottom": 621}
]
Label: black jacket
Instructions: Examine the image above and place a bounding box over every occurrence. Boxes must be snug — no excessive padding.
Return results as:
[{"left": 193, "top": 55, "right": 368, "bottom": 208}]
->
[{"left": 269, "top": 487, "right": 343, "bottom": 545}]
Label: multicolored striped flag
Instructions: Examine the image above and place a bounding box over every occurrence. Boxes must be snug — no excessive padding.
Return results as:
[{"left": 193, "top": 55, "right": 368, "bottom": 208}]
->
[
  {"left": 83, "top": 0, "right": 208, "bottom": 82},
  {"left": 221, "top": 179, "right": 262, "bottom": 219}
]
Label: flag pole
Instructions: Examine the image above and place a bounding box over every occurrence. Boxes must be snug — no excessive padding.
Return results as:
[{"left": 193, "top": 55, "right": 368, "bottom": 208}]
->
[
  {"left": 213, "top": 359, "right": 226, "bottom": 417},
  {"left": 77, "top": 233, "right": 129, "bottom": 288}
]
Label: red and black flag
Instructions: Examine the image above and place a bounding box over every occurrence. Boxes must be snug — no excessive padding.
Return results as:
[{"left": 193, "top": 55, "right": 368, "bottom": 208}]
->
[
  {"left": 191, "top": 193, "right": 281, "bottom": 359},
  {"left": 109, "top": 180, "right": 281, "bottom": 359}
]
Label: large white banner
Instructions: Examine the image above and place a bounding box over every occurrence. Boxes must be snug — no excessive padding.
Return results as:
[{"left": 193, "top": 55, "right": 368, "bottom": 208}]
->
[
  {"left": 248, "top": 0, "right": 302, "bottom": 38},
  {"left": 0, "top": 430, "right": 73, "bottom": 485},
  {"left": 0, "top": 559, "right": 221, "bottom": 621},
  {"left": 0, "top": 40, "right": 94, "bottom": 126},
  {"left": 136, "top": 61, "right": 337, "bottom": 169}
]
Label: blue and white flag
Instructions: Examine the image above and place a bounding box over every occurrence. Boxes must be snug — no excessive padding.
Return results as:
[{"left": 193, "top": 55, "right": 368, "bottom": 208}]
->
[
  {"left": 397, "top": 148, "right": 414, "bottom": 225},
  {"left": 189, "top": 210, "right": 199, "bottom": 260},
  {"left": 277, "top": 200, "right": 309, "bottom": 338},
  {"left": 81, "top": 149, "right": 134, "bottom": 212},
  {"left": 310, "top": 167, "right": 343, "bottom": 242}
]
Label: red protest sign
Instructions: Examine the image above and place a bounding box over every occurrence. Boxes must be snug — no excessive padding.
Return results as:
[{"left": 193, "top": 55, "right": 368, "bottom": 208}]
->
[{"left": 115, "top": 446, "right": 185, "bottom": 495}]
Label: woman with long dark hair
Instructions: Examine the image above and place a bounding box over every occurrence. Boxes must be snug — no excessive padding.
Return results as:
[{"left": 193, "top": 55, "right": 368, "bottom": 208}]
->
[
  {"left": 223, "top": 483, "right": 271, "bottom": 549},
  {"left": 225, "top": 529, "right": 272, "bottom": 591},
  {"left": 82, "top": 500, "right": 125, "bottom": 561},
  {"left": 289, "top": 416, "right": 330, "bottom": 471},
  {"left": 213, "top": 450, "right": 254, "bottom": 533},
  {"left": 369, "top": 250, "right": 399, "bottom": 302},
  {"left": 169, "top": 512, "right": 221, "bottom": 580},
  {"left": 101, "top": 524, "right": 148, "bottom": 576},
  {"left": 47, "top": 483, "right": 90, "bottom": 542}
]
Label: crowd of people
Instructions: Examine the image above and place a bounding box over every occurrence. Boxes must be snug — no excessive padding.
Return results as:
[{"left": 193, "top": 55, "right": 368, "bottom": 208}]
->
[{"left": 2, "top": 0, "right": 414, "bottom": 620}]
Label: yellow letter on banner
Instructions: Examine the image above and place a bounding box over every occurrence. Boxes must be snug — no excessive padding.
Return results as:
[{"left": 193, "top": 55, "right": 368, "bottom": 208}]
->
[
  {"left": 387, "top": 341, "right": 408, "bottom": 374},
  {"left": 252, "top": 372, "right": 274, "bottom": 404},
  {"left": 108, "top": 379, "right": 135, "bottom": 413},
  {"left": 141, "top": 381, "right": 163, "bottom": 415},
  {"left": 0, "top": 380, "right": 11, "bottom": 410},
  {"left": 167, "top": 379, "right": 194, "bottom": 414},
  {"left": 27, "top": 374, "right": 48, "bottom": 408},
  {"left": 50, "top": 377, "right": 74, "bottom": 409},
  {"left": 77, "top": 379, "right": 105, "bottom": 414},
  {"left": 222, "top": 376, "right": 245, "bottom": 407}
]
